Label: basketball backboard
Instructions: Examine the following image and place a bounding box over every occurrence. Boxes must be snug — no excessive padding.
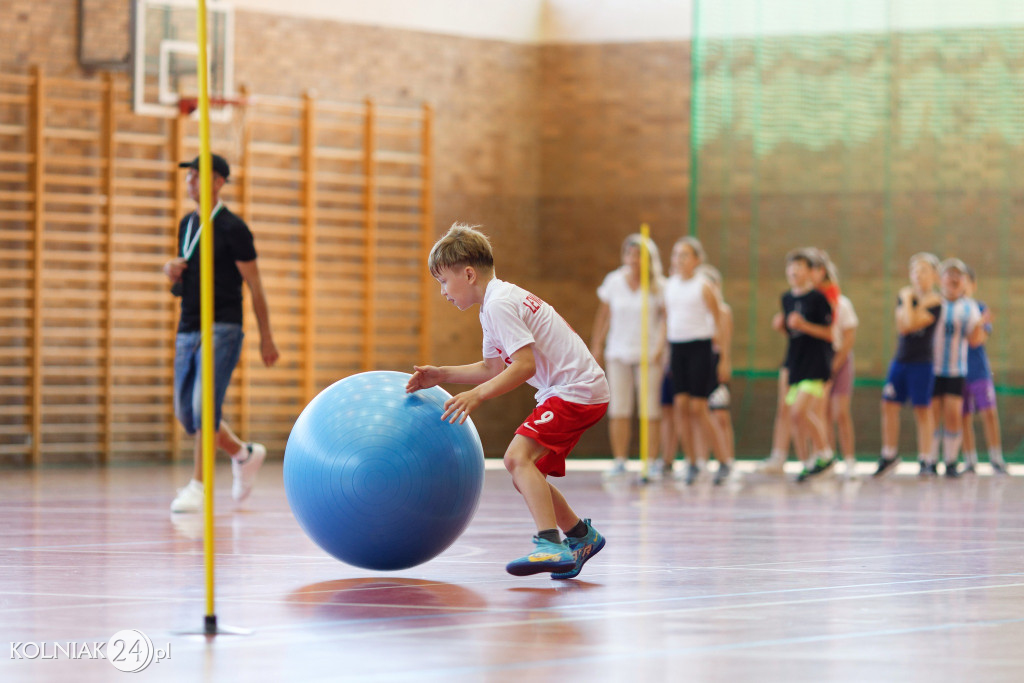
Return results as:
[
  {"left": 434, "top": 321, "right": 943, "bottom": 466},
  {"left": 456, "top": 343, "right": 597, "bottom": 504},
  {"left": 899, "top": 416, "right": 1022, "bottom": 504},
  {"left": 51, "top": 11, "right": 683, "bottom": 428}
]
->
[{"left": 132, "top": 0, "right": 235, "bottom": 118}]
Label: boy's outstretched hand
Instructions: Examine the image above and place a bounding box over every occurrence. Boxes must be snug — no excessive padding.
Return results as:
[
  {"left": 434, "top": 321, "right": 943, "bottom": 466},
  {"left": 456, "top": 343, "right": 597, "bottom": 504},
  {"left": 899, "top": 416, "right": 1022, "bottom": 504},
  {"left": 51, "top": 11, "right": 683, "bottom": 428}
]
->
[
  {"left": 441, "top": 388, "right": 483, "bottom": 425},
  {"left": 406, "top": 365, "right": 443, "bottom": 393}
]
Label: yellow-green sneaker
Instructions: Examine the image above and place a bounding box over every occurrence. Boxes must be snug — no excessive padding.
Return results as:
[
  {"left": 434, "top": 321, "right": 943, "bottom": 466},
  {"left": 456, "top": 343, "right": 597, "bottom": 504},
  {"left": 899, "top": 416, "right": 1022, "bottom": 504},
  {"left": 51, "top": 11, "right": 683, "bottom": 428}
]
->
[
  {"left": 551, "top": 519, "right": 605, "bottom": 580},
  {"left": 505, "top": 537, "right": 575, "bottom": 576}
]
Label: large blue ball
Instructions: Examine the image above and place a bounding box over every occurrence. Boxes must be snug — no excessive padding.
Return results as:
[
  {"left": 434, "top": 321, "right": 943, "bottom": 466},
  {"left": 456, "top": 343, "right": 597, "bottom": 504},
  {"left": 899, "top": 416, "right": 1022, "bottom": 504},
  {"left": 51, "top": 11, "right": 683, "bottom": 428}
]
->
[{"left": 283, "top": 371, "right": 485, "bottom": 570}]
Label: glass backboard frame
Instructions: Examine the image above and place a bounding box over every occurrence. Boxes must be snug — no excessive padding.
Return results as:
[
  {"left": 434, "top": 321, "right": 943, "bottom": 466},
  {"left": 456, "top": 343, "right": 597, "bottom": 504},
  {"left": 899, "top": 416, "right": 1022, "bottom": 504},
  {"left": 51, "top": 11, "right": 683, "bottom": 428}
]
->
[{"left": 132, "top": 0, "right": 235, "bottom": 119}]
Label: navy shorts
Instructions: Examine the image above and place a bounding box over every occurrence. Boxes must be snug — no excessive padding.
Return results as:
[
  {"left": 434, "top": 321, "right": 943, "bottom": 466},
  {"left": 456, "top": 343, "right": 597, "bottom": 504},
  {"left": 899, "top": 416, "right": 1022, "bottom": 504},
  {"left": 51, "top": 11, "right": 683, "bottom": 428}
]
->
[
  {"left": 882, "top": 360, "right": 934, "bottom": 408},
  {"left": 174, "top": 322, "right": 245, "bottom": 434},
  {"left": 660, "top": 370, "right": 674, "bottom": 407}
]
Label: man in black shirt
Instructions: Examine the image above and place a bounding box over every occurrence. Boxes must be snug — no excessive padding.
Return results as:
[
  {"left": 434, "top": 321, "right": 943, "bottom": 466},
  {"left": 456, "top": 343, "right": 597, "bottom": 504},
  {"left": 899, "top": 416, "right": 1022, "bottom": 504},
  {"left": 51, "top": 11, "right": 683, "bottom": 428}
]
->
[
  {"left": 772, "top": 249, "right": 834, "bottom": 482},
  {"left": 163, "top": 154, "right": 279, "bottom": 512}
]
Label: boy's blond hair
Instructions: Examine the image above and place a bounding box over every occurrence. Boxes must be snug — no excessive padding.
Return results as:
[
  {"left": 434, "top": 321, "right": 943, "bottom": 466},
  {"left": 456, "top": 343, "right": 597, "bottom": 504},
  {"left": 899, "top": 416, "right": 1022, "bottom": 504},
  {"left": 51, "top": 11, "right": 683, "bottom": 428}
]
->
[
  {"left": 428, "top": 223, "right": 494, "bottom": 277},
  {"left": 909, "top": 252, "right": 940, "bottom": 273}
]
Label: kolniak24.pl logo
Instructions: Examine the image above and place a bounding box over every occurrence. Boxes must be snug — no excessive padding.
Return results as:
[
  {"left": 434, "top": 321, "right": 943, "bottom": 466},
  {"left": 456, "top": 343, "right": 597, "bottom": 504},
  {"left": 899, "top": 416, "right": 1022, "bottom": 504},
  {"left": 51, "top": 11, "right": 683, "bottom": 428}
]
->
[{"left": 10, "top": 630, "right": 171, "bottom": 673}]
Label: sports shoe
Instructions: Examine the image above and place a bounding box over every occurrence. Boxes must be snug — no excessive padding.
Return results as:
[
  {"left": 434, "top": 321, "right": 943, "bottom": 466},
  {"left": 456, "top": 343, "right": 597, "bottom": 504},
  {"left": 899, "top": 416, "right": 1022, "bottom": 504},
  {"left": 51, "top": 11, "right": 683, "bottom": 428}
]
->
[
  {"left": 757, "top": 456, "right": 786, "bottom": 474},
  {"left": 684, "top": 463, "right": 700, "bottom": 485},
  {"left": 843, "top": 458, "right": 859, "bottom": 479},
  {"left": 232, "top": 442, "right": 266, "bottom": 502},
  {"left": 171, "top": 479, "right": 204, "bottom": 513},
  {"left": 796, "top": 456, "right": 836, "bottom": 483},
  {"left": 872, "top": 455, "right": 899, "bottom": 478},
  {"left": 961, "top": 464, "right": 976, "bottom": 475},
  {"left": 944, "top": 462, "right": 960, "bottom": 478},
  {"left": 602, "top": 459, "right": 628, "bottom": 479},
  {"left": 992, "top": 462, "right": 1010, "bottom": 476},
  {"left": 506, "top": 537, "right": 576, "bottom": 577},
  {"left": 713, "top": 462, "right": 731, "bottom": 485},
  {"left": 551, "top": 519, "right": 605, "bottom": 580},
  {"left": 645, "top": 459, "right": 665, "bottom": 482},
  {"left": 918, "top": 460, "right": 938, "bottom": 477}
]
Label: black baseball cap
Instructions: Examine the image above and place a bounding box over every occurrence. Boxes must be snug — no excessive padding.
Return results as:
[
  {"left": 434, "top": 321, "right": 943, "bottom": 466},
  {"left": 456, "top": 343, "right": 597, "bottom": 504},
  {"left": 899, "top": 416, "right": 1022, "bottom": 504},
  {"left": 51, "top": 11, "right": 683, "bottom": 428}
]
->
[{"left": 178, "top": 153, "right": 230, "bottom": 180}]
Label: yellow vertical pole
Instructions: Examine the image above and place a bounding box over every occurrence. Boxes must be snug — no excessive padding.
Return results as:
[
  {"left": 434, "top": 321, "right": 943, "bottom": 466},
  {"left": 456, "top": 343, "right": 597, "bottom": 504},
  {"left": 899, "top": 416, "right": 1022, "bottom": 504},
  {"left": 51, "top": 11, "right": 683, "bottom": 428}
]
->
[
  {"left": 638, "top": 224, "right": 651, "bottom": 478},
  {"left": 30, "top": 65, "right": 45, "bottom": 467},
  {"left": 363, "top": 98, "right": 377, "bottom": 370},
  {"left": 195, "top": 0, "right": 218, "bottom": 632},
  {"left": 419, "top": 104, "right": 433, "bottom": 363},
  {"left": 102, "top": 73, "right": 116, "bottom": 465},
  {"left": 302, "top": 91, "right": 317, "bottom": 400}
]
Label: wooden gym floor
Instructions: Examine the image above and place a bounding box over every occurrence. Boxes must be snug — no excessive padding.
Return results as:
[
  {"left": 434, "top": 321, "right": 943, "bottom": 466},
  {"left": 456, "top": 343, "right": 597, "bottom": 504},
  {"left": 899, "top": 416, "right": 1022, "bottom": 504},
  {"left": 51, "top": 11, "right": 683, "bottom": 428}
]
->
[{"left": 2, "top": 459, "right": 1023, "bottom": 682}]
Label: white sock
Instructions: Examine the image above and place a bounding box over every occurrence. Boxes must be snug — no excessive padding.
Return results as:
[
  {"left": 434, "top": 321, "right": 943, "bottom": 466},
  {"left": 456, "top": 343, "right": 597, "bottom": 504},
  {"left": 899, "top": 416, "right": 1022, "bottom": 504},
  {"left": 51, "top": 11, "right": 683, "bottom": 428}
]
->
[
  {"left": 188, "top": 478, "right": 203, "bottom": 491},
  {"left": 881, "top": 446, "right": 898, "bottom": 459},
  {"left": 927, "top": 429, "right": 943, "bottom": 464},
  {"left": 769, "top": 449, "right": 786, "bottom": 461},
  {"left": 989, "top": 447, "right": 1005, "bottom": 466},
  {"left": 232, "top": 443, "right": 251, "bottom": 461},
  {"left": 942, "top": 432, "right": 962, "bottom": 466},
  {"left": 963, "top": 450, "right": 978, "bottom": 467}
]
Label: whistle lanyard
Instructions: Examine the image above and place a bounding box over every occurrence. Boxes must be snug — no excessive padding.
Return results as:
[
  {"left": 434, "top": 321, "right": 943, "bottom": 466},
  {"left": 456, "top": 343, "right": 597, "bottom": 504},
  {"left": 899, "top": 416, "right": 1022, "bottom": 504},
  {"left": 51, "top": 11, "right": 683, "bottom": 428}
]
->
[{"left": 181, "top": 202, "right": 224, "bottom": 260}]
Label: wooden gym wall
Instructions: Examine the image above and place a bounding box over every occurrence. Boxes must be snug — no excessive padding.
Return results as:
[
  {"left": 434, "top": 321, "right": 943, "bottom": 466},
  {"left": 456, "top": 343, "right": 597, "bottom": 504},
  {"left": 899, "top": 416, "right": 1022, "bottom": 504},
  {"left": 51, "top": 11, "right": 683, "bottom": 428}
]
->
[{"left": 0, "top": 67, "right": 432, "bottom": 465}]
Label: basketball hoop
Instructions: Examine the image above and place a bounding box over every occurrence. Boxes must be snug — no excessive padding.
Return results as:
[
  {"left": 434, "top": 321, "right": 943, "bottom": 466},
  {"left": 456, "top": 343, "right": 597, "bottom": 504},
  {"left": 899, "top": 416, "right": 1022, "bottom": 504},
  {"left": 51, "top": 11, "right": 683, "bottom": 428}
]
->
[{"left": 177, "top": 95, "right": 247, "bottom": 116}]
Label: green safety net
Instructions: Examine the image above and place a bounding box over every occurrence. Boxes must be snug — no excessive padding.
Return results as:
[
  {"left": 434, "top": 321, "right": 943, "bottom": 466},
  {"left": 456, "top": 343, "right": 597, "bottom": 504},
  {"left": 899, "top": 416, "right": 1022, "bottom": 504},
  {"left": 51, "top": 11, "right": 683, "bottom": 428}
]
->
[{"left": 690, "top": 1, "right": 1024, "bottom": 457}]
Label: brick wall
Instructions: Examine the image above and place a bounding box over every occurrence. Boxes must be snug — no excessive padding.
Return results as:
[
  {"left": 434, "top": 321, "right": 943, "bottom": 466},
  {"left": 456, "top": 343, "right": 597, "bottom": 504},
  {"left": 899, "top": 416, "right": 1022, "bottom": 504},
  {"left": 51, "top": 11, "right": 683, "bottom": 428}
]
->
[{"left": 2, "top": 5, "right": 1021, "bottom": 458}]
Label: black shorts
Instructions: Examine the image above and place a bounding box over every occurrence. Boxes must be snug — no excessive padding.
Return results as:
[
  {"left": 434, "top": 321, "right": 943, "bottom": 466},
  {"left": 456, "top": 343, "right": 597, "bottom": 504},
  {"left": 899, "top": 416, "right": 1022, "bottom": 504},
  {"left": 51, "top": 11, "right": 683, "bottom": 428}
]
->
[
  {"left": 933, "top": 376, "right": 965, "bottom": 398},
  {"left": 670, "top": 339, "right": 716, "bottom": 399}
]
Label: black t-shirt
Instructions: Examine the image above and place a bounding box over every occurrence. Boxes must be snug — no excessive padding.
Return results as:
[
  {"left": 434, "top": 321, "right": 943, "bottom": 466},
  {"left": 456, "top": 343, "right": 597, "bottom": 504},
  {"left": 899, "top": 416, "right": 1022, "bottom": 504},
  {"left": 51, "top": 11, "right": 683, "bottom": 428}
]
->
[
  {"left": 176, "top": 205, "right": 257, "bottom": 333},
  {"left": 894, "top": 296, "right": 942, "bottom": 364},
  {"left": 781, "top": 288, "right": 834, "bottom": 383}
]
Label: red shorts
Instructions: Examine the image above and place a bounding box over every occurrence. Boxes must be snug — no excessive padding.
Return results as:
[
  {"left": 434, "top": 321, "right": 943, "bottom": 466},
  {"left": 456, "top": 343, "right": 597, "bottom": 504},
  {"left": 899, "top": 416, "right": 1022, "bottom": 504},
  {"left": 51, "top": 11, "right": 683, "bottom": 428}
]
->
[{"left": 514, "top": 397, "right": 608, "bottom": 477}]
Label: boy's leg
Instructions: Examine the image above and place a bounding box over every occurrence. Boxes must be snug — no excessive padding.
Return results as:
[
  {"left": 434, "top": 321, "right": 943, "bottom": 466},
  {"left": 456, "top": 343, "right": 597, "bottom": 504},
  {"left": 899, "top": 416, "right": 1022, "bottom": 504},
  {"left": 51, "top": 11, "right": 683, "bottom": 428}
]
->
[
  {"left": 941, "top": 394, "right": 964, "bottom": 474},
  {"left": 768, "top": 368, "right": 790, "bottom": 463},
  {"left": 503, "top": 435, "right": 576, "bottom": 576},
  {"left": 673, "top": 394, "right": 695, "bottom": 465},
  {"left": 504, "top": 434, "right": 560, "bottom": 531},
  {"left": 980, "top": 407, "right": 1006, "bottom": 470},
  {"left": 962, "top": 409, "right": 978, "bottom": 469},
  {"left": 912, "top": 405, "right": 935, "bottom": 465},
  {"left": 659, "top": 404, "right": 677, "bottom": 468},
  {"left": 792, "top": 388, "right": 834, "bottom": 481},
  {"left": 832, "top": 394, "right": 856, "bottom": 470}
]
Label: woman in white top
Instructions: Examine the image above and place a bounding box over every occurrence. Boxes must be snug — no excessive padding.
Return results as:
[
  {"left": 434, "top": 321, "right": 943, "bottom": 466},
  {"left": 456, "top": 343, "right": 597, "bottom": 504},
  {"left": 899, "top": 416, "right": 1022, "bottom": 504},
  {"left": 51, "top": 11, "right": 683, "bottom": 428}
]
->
[
  {"left": 664, "top": 237, "right": 731, "bottom": 485},
  {"left": 590, "top": 234, "right": 666, "bottom": 478}
]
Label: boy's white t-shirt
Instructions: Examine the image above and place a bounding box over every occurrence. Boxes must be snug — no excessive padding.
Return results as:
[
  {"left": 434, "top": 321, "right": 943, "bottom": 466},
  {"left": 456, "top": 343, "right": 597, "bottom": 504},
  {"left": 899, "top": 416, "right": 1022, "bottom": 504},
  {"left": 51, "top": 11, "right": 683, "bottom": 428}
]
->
[
  {"left": 480, "top": 278, "right": 609, "bottom": 406},
  {"left": 833, "top": 295, "right": 859, "bottom": 351},
  {"left": 596, "top": 267, "right": 664, "bottom": 363}
]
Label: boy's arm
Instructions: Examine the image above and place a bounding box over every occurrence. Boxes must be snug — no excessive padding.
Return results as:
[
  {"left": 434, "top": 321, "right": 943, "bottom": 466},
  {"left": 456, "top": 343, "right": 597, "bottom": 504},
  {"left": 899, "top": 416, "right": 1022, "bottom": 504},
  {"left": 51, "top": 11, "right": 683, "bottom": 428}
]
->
[
  {"left": 897, "top": 290, "right": 939, "bottom": 335},
  {"left": 590, "top": 302, "right": 610, "bottom": 365},
  {"left": 406, "top": 357, "right": 505, "bottom": 393},
  {"left": 441, "top": 345, "right": 537, "bottom": 424},
  {"left": 967, "top": 306, "right": 990, "bottom": 347},
  {"left": 832, "top": 326, "right": 856, "bottom": 373},
  {"left": 236, "top": 259, "right": 279, "bottom": 367},
  {"left": 717, "top": 304, "right": 733, "bottom": 383},
  {"left": 786, "top": 300, "right": 833, "bottom": 342}
]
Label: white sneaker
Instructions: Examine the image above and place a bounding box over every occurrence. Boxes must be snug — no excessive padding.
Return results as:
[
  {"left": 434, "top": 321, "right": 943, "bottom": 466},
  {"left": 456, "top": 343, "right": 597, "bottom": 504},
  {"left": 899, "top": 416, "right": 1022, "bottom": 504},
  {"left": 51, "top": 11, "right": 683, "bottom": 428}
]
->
[
  {"left": 646, "top": 459, "right": 665, "bottom": 481},
  {"left": 603, "top": 459, "right": 628, "bottom": 479},
  {"left": 757, "top": 456, "right": 786, "bottom": 474},
  {"left": 171, "top": 479, "right": 204, "bottom": 513},
  {"left": 232, "top": 442, "right": 266, "bottom": 502}
]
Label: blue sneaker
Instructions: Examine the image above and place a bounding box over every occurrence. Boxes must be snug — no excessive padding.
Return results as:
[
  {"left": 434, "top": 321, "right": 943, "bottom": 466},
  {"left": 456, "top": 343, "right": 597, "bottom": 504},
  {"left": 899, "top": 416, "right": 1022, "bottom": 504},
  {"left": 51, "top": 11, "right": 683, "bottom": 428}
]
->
[
  {"left": 506, "top": 537, "right": 575, "bottom": 576},
  {"left": 551, "top": 519, "right": 605, "bottom": 580}
]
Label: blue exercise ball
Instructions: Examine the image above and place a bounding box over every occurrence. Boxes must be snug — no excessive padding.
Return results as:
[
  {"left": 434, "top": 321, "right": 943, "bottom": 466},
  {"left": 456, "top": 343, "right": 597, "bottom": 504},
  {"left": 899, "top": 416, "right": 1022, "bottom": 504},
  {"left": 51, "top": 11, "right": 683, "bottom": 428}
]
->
[{"left": 283, "top": 371, "right": 485, "bottom": 570}]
